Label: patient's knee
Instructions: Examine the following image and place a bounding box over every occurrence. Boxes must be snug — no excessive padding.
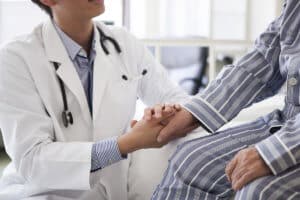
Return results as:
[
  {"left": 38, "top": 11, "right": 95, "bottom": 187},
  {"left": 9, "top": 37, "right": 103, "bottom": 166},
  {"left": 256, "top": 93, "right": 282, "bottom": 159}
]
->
[{"left": 168, "top": 140, "right": 209, "bottom": 180}]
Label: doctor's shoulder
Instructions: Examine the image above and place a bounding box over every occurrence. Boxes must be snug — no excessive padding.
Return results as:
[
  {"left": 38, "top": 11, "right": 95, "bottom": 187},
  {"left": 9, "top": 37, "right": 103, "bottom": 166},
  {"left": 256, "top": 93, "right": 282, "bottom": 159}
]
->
[
  {"left": 0, "top": 24, "right": 44, "bottom": 57},
  {"left": 0, "top": 24, "right": 45, "bottom": 75}
]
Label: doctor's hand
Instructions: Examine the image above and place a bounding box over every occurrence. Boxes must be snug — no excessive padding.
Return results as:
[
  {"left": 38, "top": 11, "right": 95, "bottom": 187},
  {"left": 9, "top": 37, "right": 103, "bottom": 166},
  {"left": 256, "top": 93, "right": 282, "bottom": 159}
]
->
[
  {"left": 225, "top": 147, "right": 272, "bottom": 191},
  {"left": 117, "top": 112, "right": 175, "bottom": 155},
  {"left": 156, "top": 108, "right": 200, "bottom": 143},
  {"left": 143, "top": 104, "right": 182, "bottom": 121}
]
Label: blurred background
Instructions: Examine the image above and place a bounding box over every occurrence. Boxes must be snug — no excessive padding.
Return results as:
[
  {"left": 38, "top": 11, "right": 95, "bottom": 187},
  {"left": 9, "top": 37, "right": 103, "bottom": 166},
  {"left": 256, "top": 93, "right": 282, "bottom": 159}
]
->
[{"left": 0, "top": 0, "right": 285, "bottom": 176}]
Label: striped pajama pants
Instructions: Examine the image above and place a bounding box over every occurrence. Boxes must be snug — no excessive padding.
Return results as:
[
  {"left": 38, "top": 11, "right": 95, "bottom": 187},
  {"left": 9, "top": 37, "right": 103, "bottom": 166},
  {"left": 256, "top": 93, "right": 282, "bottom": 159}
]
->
[{"left": 152, "top": 109, "right": 300, "bottom": 200}]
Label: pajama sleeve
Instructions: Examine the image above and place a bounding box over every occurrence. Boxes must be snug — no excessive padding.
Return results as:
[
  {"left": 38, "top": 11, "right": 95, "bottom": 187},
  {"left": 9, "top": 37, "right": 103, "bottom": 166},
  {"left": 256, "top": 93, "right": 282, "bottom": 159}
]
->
[
  {"left": 256, "top": 113, "right": 300, "bottom": 175},
  {"left": 183, "top": 3, "right": 287, "bottom": 133}
]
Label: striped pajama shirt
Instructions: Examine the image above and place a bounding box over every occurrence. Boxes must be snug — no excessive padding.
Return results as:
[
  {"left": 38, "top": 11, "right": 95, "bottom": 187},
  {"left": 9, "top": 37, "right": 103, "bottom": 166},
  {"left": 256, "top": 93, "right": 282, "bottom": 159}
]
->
[{"left": 152, "top": 0, "right": 300, "bottom": 199}]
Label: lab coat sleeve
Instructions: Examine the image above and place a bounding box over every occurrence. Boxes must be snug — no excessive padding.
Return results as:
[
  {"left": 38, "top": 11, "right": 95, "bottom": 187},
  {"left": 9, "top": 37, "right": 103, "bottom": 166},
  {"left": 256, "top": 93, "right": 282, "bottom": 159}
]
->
[
  {"left": 183, "top": 4, "right": 287, "bottom": 133},
  {"left": 0, "top": 48, "right": 93, "bottom": 190},
  {"left": 255, "top": 113, "right": 300, "bottom": 175},
  {"left": 131, "top": 37, "right": 190, "bottom": 106}
]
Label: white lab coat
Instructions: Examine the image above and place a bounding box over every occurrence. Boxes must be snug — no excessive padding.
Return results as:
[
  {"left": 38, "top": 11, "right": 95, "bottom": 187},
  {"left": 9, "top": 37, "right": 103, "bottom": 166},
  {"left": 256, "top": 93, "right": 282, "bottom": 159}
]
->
[{"left": 0, "top": 20, "right": 188, "bottom": 200}]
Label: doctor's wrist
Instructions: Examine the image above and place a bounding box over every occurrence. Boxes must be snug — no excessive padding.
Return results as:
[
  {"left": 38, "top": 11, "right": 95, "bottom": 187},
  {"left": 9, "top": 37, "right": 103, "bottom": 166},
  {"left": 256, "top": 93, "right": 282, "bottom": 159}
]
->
[{"left": 117, "top": 133, "right": 140, "bottom": 155}]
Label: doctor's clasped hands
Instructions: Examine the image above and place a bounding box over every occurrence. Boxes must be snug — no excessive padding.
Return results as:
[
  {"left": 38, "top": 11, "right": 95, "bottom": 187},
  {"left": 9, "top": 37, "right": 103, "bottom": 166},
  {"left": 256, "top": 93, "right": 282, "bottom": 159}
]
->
[
  {"left": 144, "top": 104, "right": 201, "bottom": 143},
  {"left": 117, "top": 104, "right": 181, "bottom": 155}
]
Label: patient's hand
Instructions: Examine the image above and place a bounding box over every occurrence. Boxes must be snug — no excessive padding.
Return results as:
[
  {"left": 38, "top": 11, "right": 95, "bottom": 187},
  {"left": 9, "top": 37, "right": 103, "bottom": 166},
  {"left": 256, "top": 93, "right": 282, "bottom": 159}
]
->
[
  {"left": 225, "top": 147, "right": 272, "bottom": 191},
  {"left": 156, "top": 108, "right": 200, "bottom": 143},
  {"left": 143, "top": 104, "right": 199, "bottom": 143},
  {"left": 117, "top": 109, "right": 175, "bottom": 155}
]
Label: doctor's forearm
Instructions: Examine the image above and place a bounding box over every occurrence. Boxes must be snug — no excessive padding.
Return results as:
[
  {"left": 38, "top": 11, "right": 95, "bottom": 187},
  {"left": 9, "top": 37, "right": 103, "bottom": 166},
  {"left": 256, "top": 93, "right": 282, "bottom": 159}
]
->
[
  {"left": 90, "top": 133, "right": 145, "bottom": 172},
  {"left": 91, "top": 137, "right": 125, "bottom": 172}
]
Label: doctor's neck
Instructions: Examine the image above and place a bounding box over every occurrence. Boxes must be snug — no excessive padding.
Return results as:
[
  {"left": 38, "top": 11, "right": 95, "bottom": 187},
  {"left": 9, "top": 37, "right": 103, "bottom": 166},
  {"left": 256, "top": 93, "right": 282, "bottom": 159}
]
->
[{"left": 53, "top": 15, "right": 94, "bottom": 53}]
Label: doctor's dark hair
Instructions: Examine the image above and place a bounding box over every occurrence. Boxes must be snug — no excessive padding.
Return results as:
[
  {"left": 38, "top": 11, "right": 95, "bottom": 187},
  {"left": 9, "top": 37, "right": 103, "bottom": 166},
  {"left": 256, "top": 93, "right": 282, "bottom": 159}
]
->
[{"left": 31, "top": 0, "right": 53, "bottom": 18}]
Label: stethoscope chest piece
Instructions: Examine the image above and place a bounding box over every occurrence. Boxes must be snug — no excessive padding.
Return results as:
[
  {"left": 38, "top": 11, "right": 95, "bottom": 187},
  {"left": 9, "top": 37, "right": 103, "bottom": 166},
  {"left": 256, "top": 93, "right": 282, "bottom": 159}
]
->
[{"left": 62, "top": 111, "right": 73, "bottom": 128}]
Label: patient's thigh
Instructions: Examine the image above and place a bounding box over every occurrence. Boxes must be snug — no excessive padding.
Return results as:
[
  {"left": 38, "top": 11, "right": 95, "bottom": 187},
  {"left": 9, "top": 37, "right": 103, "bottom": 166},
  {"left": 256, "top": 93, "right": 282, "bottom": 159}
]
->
[
  {"left": 167, "top": 118, "right": 271, "bottom": 192},
  {"left": 172, "top": 117, "right": 270, "bottom": 166}
]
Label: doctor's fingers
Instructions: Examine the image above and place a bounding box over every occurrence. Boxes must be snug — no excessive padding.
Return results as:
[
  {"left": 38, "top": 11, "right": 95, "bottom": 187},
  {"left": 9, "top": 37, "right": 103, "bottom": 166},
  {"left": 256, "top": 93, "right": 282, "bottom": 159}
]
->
[
  {"left": 152, "top": 111, "right": 176, "bottom": 125},
  {"left": 154, "top": 104, "right": 165, "bottom": 118},
  {"left": 130, "top": 120, "right": 138, "bottom": 128},
  {"left": 173, "top": 104, "right": 182, "bottom": 111},
  {"left": 144, "top": 108, "right": 154, "bottom": 121},
  {"left": 153, "top": 104, "right": 176, "bottom": 119},
  {"left": 143, "top": 104, "right": 176, "bottom": 121}
]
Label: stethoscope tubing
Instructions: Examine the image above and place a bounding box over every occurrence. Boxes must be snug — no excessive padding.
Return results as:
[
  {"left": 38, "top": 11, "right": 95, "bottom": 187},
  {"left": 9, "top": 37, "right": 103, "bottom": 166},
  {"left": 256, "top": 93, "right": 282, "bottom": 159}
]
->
[{"left": 53, "top": 26, "right": 147, "bottom": 128}]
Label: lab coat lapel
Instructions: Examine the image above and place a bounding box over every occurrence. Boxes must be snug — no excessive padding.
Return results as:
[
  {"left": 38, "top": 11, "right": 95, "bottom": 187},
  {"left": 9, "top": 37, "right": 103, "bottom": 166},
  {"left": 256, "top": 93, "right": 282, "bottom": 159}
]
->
[
  {"left": 42, "top": 20, "right": 92, "bottom": 125},
  {"left": 92, "top": 24, "right": 113, "bottom": 121}
]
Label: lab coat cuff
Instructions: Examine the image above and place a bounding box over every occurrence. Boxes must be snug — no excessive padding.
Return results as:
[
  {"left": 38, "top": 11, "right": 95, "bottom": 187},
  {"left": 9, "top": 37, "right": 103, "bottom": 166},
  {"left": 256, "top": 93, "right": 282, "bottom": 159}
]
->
[
  {"left": 183, "top": 97, "right": 228, "bottom": 133},
  {"left": 255, "top": 134, "right": 297, "bottom": 175},
  {"left": 91, "top": 137, "right": 125, "bottom": 172}
]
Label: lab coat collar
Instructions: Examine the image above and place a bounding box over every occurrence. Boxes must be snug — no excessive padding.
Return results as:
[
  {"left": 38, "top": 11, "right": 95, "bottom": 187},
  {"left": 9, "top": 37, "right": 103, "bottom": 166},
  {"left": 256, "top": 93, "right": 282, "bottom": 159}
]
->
[
  {"left": 42, "top": 20, "right": 92, "bottom": 125},
  {"left": 92, "top": 21, "right": 114, "bottom": 121},
  {"left": 43, "top": 20, "right": 118, "bottom": 125}
]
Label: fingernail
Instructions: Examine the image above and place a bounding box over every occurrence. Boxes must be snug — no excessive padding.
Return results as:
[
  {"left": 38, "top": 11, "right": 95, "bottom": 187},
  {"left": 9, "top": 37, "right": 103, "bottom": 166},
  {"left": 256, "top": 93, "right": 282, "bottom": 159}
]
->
[{"left": 157, "top": 137, "right": 163, "bottom": 143}]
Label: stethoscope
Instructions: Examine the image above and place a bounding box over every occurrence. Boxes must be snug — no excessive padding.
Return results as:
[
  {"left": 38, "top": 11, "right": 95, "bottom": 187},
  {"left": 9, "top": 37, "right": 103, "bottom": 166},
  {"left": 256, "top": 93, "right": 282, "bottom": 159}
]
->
[{"left": 53, "top": 27, "right": 148, "bottom": 128}]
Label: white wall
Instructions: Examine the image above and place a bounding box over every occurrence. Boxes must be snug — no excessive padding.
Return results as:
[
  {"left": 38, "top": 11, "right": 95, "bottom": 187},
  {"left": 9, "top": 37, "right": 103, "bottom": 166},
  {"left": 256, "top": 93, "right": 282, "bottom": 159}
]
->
[
  {"left": 0, "top": 0, "right": 48, "bottom": 43},
  {"left": 0, "top": 0, "right": 122, "bottom": 44},
  {"left": 250, "top": 0, "right": 279, "bottom": 41}
]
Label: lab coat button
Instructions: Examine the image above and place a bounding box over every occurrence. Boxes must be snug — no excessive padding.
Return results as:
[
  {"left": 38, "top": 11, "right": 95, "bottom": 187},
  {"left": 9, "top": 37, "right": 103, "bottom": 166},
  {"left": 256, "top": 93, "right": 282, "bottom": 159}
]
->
[{"left": 288, "top": 78, "right": 298, "bottom": 86}]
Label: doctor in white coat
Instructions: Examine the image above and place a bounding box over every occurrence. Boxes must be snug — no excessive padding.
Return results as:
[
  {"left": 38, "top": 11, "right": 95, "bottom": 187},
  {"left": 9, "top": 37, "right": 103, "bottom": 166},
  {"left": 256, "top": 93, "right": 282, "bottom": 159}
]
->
[{"left": 0, "top": 0, "right": 190, "bottom": 199}]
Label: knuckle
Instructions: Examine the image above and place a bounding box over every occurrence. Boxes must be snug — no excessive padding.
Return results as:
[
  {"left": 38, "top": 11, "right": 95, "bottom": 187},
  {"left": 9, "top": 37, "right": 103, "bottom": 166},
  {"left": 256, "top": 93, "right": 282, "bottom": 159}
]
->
[{"left": 244, "top": 173, "right": 252, "bottom": 180}]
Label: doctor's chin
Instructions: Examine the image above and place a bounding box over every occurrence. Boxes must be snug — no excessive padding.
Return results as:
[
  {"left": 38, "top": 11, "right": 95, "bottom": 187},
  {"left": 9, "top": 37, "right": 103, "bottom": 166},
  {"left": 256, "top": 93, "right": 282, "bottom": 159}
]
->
[{"left": 1, "top": 0, "right": 299, "bottom": 200}]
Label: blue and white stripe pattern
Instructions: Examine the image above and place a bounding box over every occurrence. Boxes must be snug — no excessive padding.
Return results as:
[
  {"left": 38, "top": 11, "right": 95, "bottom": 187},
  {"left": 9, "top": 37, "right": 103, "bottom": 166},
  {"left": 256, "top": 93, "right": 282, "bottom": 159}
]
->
[
  {"left": 91, "top": 137, "right": 124, "bottom": 172},
  {"left": 153, "top": 0, "right": 300, "bottom": 199},
  {"left": 55, "top": 24, "right": 125, "bottom": 172},
  {"left": 183, "top": 0, "right": 298, "bottom": 176}
]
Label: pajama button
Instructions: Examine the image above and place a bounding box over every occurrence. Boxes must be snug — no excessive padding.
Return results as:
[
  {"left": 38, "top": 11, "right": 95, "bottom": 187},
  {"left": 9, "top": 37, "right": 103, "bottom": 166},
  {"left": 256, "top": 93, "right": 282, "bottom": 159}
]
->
[{"left": 288, "top": 78, "right": 298, "bottom": 86}]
